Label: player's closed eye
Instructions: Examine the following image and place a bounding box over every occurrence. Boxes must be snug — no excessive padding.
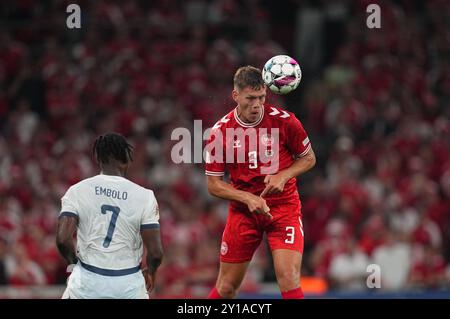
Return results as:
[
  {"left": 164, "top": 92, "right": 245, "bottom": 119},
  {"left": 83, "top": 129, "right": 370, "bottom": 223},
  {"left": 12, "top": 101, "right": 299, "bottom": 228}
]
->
[{"left": 247, "top": 96, "right": 265, "bottom": 101}]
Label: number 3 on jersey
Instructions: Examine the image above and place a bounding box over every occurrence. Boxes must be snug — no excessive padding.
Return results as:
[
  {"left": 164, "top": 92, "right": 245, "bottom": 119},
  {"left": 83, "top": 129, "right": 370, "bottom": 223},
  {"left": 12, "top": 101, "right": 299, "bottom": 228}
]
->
[{"left": 101, "top": 204, "right": 120, "bottom": 248}]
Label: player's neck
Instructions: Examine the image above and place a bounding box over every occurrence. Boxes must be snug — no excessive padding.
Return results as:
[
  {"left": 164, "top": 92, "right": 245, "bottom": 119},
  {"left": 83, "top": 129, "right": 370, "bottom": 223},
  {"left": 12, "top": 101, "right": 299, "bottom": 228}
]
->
[
  {"left": 100, "top": 166, "right": 125, "bottom": 177},
  {"left": 236, "top": 107, "right": 254, "bottom": 124},
  {"left": 235, "top": 105, "right": 264, "bottom": 126}
]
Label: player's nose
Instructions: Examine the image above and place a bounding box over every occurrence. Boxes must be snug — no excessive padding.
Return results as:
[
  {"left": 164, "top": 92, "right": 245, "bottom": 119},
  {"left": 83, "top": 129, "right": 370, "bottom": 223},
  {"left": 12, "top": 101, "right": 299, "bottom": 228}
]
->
[
  {"left": 251, "top": 103, "right": 261, "bottom": 110},
  {"left": 250, "top": 106, "right": 260, "bottom": 114}
]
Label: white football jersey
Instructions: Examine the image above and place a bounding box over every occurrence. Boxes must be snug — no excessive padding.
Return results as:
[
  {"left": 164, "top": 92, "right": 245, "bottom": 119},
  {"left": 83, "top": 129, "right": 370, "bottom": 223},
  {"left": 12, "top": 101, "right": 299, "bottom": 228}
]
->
[{"left": 60, "top": 174, "right": 159, "bottom": 271}]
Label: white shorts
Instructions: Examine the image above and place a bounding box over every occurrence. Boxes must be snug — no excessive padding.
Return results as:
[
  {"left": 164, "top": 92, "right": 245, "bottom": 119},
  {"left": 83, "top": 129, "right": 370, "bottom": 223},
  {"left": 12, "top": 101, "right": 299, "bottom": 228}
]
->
[{"left": 62, "top": 263, "right": 149, "bottom": 299}]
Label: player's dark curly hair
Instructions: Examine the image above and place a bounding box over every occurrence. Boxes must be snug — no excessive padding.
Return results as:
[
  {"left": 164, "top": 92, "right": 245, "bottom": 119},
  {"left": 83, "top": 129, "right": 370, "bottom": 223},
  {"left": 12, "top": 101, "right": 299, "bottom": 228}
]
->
[
  {"left": 93, "top": 132, "right": 133, "bottom": 165},
  {"left": 233, "top": 66, "right": 265, "bottom": 91}
]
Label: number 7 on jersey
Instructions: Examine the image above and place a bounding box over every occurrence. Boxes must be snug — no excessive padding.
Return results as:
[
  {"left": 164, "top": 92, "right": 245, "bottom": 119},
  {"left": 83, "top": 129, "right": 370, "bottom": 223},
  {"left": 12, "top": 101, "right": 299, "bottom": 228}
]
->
[{"left": 101, "top": 204, "right": 120, "bottom": 248}]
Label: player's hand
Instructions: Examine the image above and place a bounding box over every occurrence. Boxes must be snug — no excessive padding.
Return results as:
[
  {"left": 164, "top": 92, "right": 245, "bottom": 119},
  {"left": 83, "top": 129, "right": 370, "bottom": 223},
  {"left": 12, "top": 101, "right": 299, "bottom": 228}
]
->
[
  {"left": 260, "top": 173, "right": 289, "bottom": 197},
  {"left": 245, "top": 193, "right": 272, "bottom": 219},
  {"left": 142, "top": 268, "right": 155, "bottom": 293}
]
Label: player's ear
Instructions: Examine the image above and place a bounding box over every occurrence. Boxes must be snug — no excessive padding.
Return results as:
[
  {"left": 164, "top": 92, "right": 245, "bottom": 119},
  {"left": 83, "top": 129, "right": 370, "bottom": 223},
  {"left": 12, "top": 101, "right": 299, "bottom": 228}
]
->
[{"left": 231, "top": 89, "right": 238, "bottom": 102}]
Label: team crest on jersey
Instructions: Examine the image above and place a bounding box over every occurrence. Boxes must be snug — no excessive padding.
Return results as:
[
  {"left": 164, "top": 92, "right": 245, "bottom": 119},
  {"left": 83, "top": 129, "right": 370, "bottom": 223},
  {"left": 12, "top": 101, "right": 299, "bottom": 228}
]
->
[
  {"left": 220, "top": 241, "right": 228, "bottom": 255},
  {"left": 260, "top": 134, "right": 274, "bottom": 147}
]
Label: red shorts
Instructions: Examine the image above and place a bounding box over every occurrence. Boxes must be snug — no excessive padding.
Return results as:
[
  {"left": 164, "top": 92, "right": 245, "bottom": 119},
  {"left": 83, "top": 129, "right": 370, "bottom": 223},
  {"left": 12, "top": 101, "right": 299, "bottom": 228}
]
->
[{"left": 220, "top": 201, "right": 304, "bottom": 263}]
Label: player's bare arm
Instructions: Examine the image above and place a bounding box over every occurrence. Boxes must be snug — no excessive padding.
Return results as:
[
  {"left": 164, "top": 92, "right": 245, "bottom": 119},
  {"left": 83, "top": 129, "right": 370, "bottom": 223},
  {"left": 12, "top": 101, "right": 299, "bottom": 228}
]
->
[
  {"left": 56, "top": 215, "right": 79, "bottom": 265},
  {"left": 261, "top": 147, "right": 316, "bottom": 197},
  {"left": 207, "top": 175, "right": 272, "bottom": 219},
  {"left": 141, "top": 228, "right": 163, "bottom": 292}
]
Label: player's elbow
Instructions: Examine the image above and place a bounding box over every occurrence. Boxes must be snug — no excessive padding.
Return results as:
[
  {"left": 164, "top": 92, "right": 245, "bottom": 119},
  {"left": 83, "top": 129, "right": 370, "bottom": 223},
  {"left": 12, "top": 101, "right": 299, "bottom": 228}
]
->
[
  {"left": 55, "top": 236, "right": 75, "bottom": 262},
  {"left": 147, "top": 248, "right": 163, "bottom": 269},
  {"left": 55, "top": 231, "right": 71, "bottom": 250},
  {"left": 55, "top": 216, "right": 78, "bottom": 252},
  {"left": 55, "top": 237, "right": 66, "bottom": 252},
  {"left": 207, "top": 183, "right": 216, "bottom": 196},
  {"left": 207, "top": 177, "right": 220, "bottom": 197},
  {"left": 154, "top": 247, "right": 164, "bottom": 262},
  {"left": 306, "top": 150, "right": 316, "bottom": 171},
  {"left": 149, "top": 243, "right": 164, "bottom": 263},
  {"left": 309, "top": 152, "right": 316, "bottom": 168}
]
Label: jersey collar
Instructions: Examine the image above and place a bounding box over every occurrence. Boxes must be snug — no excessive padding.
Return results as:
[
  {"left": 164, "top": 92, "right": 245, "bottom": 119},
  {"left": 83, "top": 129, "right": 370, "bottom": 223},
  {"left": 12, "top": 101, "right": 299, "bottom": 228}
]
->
[{"left": 234, "top": 106, "right": 264, "bottom": 128}]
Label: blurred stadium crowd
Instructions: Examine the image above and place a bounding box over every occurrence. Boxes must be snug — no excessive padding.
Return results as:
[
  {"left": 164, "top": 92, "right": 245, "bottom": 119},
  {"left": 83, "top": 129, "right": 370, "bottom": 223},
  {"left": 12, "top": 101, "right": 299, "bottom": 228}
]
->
[{"left": 0, "top": 0, "right": 449, "bottom": 297}]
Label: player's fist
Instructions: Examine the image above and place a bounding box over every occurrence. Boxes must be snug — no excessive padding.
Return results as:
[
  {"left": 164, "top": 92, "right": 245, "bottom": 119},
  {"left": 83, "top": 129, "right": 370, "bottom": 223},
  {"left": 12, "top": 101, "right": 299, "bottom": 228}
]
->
[
  {"left": 260, "top": 173, "right": 289, "bottom": 197},
  {"left": 142, "top": 268, "right": 155, "bottom": 293},
  {"left": 245, "top": 193, "right": 272, "bottom": 219}
]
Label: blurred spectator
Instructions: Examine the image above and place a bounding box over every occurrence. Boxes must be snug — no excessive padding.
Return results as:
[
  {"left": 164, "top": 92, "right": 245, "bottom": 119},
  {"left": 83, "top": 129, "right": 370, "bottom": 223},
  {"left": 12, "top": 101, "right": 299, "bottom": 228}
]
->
[
  {"left": 328, "top": 238, "right": 370, "bottom": 291},
  {"left": 409, "top": 243, "right": 447, "bottom": 290},
  {"left": 4, "top": 243, "right": 46, "bottom": 286},
  {"left": 309, "top": 217, "right": 350, "bottom": 278},
  {"left": 372, "top": 230, "right": 412, "bottom": 291}
]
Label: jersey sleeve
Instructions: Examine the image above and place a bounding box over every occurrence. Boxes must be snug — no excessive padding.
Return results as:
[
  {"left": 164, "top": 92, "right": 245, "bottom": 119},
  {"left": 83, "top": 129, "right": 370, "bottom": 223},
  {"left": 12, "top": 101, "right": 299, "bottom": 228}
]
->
[
  {"left": 59, "top": 186, "right": 80, "bottom": 219},
  {"left": 141, "top": 190, "right": 160, "bottom": 229},
  {"left": 286, "top": 115, "right": 312, "bottom": 158},
  {"left": 205, "top": 127, "right": 225, "bottom": 177}
]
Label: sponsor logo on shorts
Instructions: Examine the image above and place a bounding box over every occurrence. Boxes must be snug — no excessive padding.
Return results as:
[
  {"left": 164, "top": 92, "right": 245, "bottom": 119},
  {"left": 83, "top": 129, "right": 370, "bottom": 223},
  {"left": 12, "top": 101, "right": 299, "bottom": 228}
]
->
[{"left": 220, "top": 241, "right": 228, "bottom": 255}]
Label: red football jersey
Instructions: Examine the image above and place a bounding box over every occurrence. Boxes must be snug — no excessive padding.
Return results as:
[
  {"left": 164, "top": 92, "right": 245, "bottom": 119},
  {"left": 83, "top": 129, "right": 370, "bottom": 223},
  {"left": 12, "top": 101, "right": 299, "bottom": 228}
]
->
[{"left": 205, "top": 104, "right": 311, "bottom": 209}]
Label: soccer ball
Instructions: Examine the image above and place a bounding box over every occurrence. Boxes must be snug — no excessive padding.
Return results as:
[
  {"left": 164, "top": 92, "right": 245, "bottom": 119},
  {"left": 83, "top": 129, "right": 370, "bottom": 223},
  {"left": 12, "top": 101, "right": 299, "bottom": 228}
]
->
[{"left": 262, "top": 55, "right": 302, "bottom": 94}]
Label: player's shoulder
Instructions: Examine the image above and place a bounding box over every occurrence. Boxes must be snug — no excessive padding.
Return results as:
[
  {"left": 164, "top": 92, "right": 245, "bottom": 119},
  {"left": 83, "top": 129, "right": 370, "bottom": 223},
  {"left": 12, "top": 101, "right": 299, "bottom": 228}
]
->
[
  {"left": 109, "top": 177, "right": 156, "bottom": 203},
  {"left": 66, "top": 176, "right": 95, "bottom": 192},
  {"left": 120, "top": 178, "right": 155, "bottom": 197},
  {"left": 263, "top": 104, "right": 300, "bottom": 124},
  {"left": 211, "top": 108, "right": 235, "bottom": 130}
]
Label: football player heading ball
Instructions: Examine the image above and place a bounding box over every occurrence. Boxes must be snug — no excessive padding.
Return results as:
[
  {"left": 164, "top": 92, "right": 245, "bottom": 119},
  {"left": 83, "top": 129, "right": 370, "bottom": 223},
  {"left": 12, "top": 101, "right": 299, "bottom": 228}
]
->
[{"left": 205, "top": 65, "right": 315, "bottom": 299}]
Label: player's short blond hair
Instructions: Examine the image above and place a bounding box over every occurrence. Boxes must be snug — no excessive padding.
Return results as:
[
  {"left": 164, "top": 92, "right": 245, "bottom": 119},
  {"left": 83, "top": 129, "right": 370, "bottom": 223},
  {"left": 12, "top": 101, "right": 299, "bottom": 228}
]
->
[{"left": 233, "top": 66, "right": 265, "bottom": 91}]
